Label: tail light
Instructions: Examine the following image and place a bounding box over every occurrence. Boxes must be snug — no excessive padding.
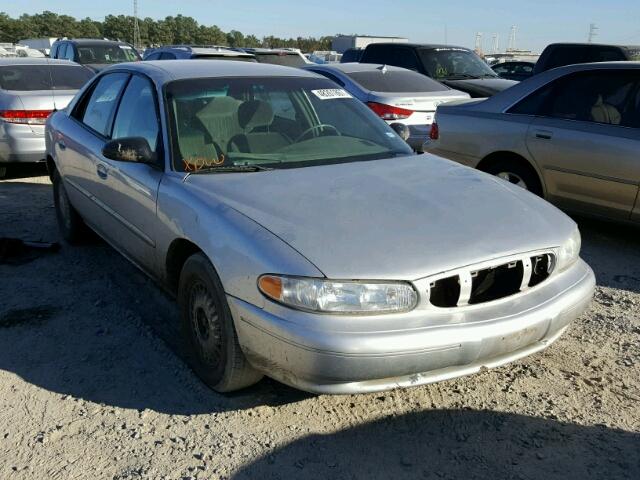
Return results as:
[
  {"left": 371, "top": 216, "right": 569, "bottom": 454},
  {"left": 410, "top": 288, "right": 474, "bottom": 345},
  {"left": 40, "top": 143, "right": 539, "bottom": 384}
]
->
[
  {"left": 366, "top": 102, "right": 413, "bottom": 120},
  {"left": 429, "top": 121, "right": 439, "bottom": 140},
  {"left": 0, "top": 110, "right": 53, "bottom": 125}
]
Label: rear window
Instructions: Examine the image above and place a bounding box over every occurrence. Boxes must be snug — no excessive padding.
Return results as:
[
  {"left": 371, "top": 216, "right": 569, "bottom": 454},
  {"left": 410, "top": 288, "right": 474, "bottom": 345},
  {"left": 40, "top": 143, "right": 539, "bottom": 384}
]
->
[
  {"left": 0, "top": 65, "right": 93, "bottom": 91},
  {"left": 255, "top": 53, "right": 305, "bottom": 67},
  {"left": 346, "top": 69, "right": 448, "bottom": 92}
]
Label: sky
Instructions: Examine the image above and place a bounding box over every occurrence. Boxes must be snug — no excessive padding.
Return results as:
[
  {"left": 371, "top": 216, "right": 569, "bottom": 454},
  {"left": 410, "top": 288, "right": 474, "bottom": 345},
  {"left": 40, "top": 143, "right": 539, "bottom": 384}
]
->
[{"left": 3, "top": 0, "right": 640, "bottom": 52}]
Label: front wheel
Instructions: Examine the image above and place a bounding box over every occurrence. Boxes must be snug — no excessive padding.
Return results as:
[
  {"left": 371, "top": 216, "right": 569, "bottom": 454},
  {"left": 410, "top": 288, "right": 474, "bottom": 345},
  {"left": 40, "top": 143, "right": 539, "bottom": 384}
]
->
[{"left": 178, "top": 253, "right": 263, "bottom": 392}]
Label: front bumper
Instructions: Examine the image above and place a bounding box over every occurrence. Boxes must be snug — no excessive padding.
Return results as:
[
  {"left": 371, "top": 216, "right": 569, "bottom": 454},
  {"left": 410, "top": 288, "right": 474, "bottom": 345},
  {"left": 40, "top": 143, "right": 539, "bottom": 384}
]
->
[
  {"left": 0, "top": 122, "right": 46, "bottom": 163},
  {"left": 230, "top": 259, "right": 595, "bottom": 394}
]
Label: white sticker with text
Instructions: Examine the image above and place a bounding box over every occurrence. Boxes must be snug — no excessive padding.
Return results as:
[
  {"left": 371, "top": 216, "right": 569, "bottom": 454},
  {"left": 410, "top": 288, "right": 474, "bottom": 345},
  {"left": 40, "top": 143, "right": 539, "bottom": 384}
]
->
[{"left": 311, "top": 88, "right": 352, "bottom": 100}]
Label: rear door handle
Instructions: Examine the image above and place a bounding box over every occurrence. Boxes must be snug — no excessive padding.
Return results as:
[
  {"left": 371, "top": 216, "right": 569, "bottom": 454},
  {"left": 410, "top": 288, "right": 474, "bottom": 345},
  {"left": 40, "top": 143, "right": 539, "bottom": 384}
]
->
[
  {"left": 96, "top": 163, "right": 108, "bottom": 180},
  {"left": 534, "top": 130, "right": 553, "bottom": 140}
]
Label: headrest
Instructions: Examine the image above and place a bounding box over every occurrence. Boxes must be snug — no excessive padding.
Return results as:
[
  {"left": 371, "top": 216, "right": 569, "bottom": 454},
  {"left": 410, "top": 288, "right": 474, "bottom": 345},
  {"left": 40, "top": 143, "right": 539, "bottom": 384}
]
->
[
  {"left": 196, "top": 96, "right": 242, "bottom": 120},
  {"left": 238, "top": 100, "right": 274, "bottom": 130}
]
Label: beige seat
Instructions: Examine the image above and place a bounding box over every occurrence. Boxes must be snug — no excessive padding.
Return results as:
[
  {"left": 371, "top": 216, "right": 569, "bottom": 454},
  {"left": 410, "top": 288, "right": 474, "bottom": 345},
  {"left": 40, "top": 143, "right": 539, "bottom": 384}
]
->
[
  {"left": 195, "top": 96, "right": 244, "bottom": 151},
  {"left": 591, "top": 95, "right": 621, "bottom": 125}
]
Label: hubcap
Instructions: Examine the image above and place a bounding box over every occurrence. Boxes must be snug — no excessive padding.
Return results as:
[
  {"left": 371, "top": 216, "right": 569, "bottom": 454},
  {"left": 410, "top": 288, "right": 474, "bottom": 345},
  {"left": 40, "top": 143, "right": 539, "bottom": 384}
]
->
[
  {"left": 497, "top": 172, "right": 528, "bottom": 190},
  {"left": 189, "top": 282, "right": 222, "bottom": 367}
]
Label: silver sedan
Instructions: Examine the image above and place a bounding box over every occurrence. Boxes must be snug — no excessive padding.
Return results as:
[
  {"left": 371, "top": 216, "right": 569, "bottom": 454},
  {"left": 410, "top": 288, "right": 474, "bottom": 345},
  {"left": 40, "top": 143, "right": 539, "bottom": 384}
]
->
[
  {"left": 0, "top": 58, "right": 93, "bottom": 177},
  {"left": 45, "top": 60, "right": 594, "bottom": 394},
  {"left": 424, "top": 62, "right": 640, "bottom": 224}
]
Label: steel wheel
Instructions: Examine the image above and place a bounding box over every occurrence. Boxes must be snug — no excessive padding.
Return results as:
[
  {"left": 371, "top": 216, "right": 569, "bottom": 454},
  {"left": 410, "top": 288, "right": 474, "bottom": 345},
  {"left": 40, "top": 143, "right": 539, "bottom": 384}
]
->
[
  {"left": 188, "top": 281, "right": 223, "bottom": 368},
  {"left": 496, "top": 171, "right": 528, "bottom": 189}
]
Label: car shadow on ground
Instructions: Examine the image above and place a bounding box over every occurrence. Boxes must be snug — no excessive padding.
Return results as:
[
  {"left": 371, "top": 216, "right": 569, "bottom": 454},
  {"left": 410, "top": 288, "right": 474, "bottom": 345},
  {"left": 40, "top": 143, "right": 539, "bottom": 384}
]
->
[
  {"left": 0, "top": 163, "right": 48, "bottom": 181},
  {"left": 231, "top": 409, "right": 639, "bottom": 480},
  {"left": 576, "top": 215, "right": 640, "bottom": 295}
]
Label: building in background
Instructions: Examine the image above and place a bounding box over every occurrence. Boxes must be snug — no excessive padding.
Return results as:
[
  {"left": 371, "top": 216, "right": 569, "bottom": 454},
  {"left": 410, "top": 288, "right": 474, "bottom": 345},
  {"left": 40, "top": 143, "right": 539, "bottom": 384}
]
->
[{"left": 331, "top": 35, "right": 408, "bottom": 53}]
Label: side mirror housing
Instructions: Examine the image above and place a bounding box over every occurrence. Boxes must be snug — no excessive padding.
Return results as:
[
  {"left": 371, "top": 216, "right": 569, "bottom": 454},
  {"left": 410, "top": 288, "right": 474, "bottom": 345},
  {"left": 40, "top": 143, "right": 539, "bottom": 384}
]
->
[
  {"left": 102, "top": 137, "right": 155, "bottom": 163},
  {"left": 389, "top": 122, "right": 410, "bottom": 142}
]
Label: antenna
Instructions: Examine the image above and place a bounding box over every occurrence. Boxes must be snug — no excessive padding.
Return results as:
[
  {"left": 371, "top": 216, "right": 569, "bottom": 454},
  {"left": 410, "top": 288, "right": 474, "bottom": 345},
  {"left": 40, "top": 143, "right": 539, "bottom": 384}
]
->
[
  {"left": 507, "top": 26, "right": 517, "bottom": 52},
  {"left": 133, "top": 0, "right": 141, "bottom": 49},
  {"left": 588, "top": 23, "right": 598, "bottom": 43}
]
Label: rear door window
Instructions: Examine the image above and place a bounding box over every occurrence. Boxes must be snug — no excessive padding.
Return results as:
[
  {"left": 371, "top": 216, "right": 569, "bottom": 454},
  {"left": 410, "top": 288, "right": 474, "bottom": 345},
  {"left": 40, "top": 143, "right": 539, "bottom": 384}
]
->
[
  {"left": 80, "top": 73, "right": 130, "bottom": 137},
  {"left": 346, "top": 69, "right": 446, "bottom": 92}
]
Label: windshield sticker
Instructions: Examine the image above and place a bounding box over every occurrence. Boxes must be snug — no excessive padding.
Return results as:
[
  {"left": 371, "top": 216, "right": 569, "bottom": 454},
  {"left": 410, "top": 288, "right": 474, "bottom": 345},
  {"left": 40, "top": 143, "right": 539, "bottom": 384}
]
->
[
  {"left": 119, "top": 45, "right": 132, "bottom": 50},
  {"left": 311, "top": 89, "right": 352, "bottom": 100}
]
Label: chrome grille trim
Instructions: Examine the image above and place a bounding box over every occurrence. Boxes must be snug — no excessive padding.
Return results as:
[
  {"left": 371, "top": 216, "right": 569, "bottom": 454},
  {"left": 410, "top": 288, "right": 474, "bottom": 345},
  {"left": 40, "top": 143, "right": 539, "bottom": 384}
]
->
[{"left": 415, "top": 250, "right": 557, "bottom": 309}]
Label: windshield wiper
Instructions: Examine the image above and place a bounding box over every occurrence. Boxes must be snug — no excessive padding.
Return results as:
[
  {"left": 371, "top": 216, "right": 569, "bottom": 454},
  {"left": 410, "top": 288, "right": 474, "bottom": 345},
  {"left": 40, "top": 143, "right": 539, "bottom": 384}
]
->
[{"left": 183, "top": 164, "right": 274, "bottom": 180}]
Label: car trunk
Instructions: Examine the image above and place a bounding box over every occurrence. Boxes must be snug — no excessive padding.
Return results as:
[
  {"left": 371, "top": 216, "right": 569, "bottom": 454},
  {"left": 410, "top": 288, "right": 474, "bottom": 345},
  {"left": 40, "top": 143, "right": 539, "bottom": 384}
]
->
[
  {"left": 367, "top": 90, "right": 470, "bottom": 126},
  {"left": 9, "top": 90, "right": 76, "bottom": 134}
]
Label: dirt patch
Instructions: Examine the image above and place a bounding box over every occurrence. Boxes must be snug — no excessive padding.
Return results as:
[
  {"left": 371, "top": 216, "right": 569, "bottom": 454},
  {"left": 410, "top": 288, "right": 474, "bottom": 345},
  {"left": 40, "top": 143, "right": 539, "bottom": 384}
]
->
[{"left": 0, "top": 176, "right": 638, "bottom": 480}]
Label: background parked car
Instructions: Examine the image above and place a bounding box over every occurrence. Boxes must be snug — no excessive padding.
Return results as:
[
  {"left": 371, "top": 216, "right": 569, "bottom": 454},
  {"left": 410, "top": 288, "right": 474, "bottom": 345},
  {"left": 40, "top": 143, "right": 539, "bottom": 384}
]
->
[
  {"left": 492, "top": 61, "right": 535, "bottom": 81},
  {"left": 424, "top": 62, "right": 640, "bottom": 224},
  {"left": 304, "top": 63, "right": 470, "bottom": 151},
  {"left": 143, "top": 45, "right": 256, "bottom": 62},
  {"left": 340, "top": 48, "right": 364, "bottom": 63},
  {"left": 360, "top": 43, "right": 518, "bottom": 97},
  {"left": 50, "top": 39, "right": 141, "bottom": 72},
  {"left": 233, "top": 48, "right": 308, "bottom": 67},
  {"left": 532, "top": 43, "right": 640, "bottom": 76},
  {"left": 0, "top": 58, "right": 93, "bottom": 177}
]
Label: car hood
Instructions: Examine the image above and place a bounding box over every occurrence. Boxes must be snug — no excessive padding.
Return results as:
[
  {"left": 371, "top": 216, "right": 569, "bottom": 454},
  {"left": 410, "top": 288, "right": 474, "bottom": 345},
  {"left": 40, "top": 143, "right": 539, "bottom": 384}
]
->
[
  {"left": 441, "top": 77, "right": 518, "bottom": 97},
  {"left": 185, "top": 155, "right": 575, "bottom": 280}
]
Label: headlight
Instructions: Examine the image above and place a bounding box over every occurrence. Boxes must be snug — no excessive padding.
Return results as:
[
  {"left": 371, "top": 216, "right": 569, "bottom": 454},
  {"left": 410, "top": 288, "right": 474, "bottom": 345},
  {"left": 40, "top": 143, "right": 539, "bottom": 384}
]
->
[
  {"left": 258, "top": 275, "right": 418, "bottom": 314},
  {"left": 556, "top": 227, "right": 581, "bottom": 272}
]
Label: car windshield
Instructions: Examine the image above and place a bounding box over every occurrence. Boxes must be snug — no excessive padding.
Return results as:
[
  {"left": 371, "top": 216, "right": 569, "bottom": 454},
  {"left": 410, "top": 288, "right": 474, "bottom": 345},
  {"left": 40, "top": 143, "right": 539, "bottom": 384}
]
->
[
  {"left": 165, "top": 76, "right": 412, "bottom": 172},
  {"left": 0, "top": 64, "right": 93, "bottom": 91},
  {"left": 77, "top": 44, "right": 141, "bottom": 64},
  {"left": 346, "top": 69, "right": 448, "bottom": 92},
  {"left": 254, "top": 54, "right": 306, "bottom": 67},
  {"left": 419, "top": 48, "right": 497, "bottom": 80}
]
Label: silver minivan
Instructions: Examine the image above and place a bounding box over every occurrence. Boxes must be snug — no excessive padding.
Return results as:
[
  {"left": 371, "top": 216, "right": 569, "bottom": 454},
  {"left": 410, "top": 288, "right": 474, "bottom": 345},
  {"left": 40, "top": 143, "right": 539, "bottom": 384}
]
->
[{"left": 0, "top": 58, "right": 93, "bottom": 177}]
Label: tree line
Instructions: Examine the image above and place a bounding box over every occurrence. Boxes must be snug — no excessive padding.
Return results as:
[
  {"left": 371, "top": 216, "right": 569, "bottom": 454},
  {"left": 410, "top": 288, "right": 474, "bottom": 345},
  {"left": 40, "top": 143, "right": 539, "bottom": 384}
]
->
[{"left": 0, "top": 11, "right": 333, "bottom": 51}]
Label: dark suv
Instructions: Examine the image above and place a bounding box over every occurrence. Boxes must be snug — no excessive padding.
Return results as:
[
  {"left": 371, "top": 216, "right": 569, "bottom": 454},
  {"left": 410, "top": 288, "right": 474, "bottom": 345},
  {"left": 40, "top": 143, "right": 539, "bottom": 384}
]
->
[
  {"left": 360, "top": 43, "right": 517, "bottom": 97},
  {"left": 532, "top": 43, "right": 640, "bottom": 75},
  {"left": 50, "top": 39, "right": 141, "bottom": 72}
]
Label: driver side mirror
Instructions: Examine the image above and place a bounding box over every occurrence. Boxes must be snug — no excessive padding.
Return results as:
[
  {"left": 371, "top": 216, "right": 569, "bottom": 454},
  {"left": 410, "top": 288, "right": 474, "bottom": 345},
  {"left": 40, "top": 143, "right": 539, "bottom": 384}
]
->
[
  {"left": 389, "top": 122, "right": 410, "bottom": 142},
  {"left": 102, "top": 137, "right": 155, "bottom": 164}
]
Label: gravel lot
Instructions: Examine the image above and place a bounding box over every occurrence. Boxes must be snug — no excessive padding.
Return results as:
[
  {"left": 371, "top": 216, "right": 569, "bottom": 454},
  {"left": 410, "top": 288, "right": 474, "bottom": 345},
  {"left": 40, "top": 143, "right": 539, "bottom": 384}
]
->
[{"left": 1, "top": 170, "right": 639, "bottom": 480}]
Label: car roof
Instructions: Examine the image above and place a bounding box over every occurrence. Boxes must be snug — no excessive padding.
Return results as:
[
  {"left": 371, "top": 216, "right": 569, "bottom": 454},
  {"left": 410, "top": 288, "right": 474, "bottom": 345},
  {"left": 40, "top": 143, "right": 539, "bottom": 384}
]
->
[
  {"left": 104, "top": 59, "right": 321, "bottom": 82},
  {"left": 59, "top": 39, "right": 130, "bottom": 46},
  {"left": 155, "top": 46, "right": 253, "bottom": 57},
  {"left": 365, "top": 42, "right": 470, "bottom": 51},
  {"left": 305, "top": 63, "right": 409, "bottom": 74},
  {"left": 0, "top": 58, "right": 84, "bottom": 66}
]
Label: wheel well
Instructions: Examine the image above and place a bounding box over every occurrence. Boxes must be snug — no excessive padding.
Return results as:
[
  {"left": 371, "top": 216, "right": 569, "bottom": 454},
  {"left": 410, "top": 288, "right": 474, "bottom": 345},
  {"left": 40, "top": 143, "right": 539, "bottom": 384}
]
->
[
  {"left": 46, "top": 155, "right": 56, "bottom": 182},
  {"left": 165, "top": 239, "right": 203, "bottom": 294}
]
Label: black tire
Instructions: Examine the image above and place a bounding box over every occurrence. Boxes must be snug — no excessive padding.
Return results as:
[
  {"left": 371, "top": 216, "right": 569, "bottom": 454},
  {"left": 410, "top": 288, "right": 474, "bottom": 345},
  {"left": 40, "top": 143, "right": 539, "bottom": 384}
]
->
[
  {"left": 483, "top": 159, "right": 543, "bottom": 197},
  {"left": 53, "top": 170, "right": 89, "bottom": 244},
  {"left": 178, "top": 253, "right": 262, "bottom": 392}
]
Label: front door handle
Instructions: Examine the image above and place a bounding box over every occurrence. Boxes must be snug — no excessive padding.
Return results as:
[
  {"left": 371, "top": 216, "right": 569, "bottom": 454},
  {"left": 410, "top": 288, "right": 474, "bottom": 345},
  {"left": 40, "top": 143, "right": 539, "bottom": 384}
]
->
[
  {"left": 96, "top": 163, "right": 108, "bottom": 180},
  {"left": 534, "top": 130, "right": 553, "bottom": 140}
]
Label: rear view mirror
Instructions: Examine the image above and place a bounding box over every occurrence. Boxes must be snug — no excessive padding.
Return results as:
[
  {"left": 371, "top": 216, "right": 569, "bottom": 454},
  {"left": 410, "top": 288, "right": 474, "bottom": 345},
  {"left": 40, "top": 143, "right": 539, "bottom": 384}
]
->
[
  {"left": 389, "top": 122, "right": 410, "bottom": 142},
  {"left": 102, "top": 137, "right": 155, "bottom": 163}
]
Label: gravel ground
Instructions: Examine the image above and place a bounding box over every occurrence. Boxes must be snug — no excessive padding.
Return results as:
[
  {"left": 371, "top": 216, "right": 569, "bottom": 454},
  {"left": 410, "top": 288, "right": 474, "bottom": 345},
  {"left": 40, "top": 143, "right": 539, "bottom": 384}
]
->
[{"left": 0, "top": 171, "right": 638, "bottom": 480}]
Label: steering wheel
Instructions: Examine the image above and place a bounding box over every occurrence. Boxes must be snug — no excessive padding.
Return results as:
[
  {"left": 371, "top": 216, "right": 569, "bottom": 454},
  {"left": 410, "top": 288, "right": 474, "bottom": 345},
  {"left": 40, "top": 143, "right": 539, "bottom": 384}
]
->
[{"left": 295, "top": 124, "right": 341, "bottom": 143}]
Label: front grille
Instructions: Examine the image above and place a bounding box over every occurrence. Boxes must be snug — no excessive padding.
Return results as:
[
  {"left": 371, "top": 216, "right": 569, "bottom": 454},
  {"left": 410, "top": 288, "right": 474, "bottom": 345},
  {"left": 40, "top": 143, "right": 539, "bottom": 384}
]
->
[{"left": 428, "top": 253, "right": 555, "bottom": 308}]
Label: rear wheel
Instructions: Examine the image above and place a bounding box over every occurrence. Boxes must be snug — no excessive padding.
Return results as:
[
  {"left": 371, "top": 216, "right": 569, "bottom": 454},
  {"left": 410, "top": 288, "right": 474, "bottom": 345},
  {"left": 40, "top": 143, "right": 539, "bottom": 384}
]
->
[
  {"left": 53, "top": 170, "right": 89, "bottom": 243},
  {"left": 483, "top": 159, "right": 543, "bottom": 196},
  {"left": 178, "top": 253, "right": 262, "bottom": 392}
]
